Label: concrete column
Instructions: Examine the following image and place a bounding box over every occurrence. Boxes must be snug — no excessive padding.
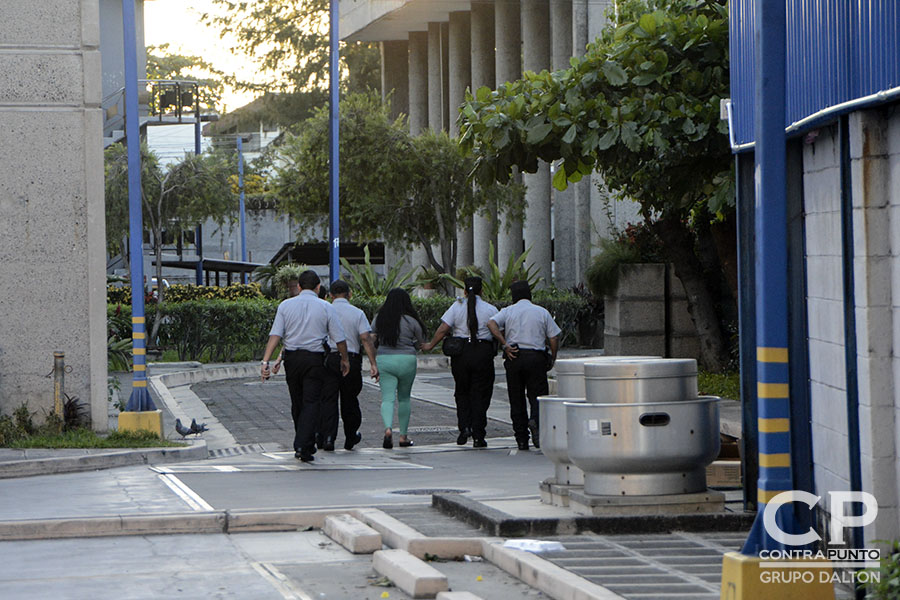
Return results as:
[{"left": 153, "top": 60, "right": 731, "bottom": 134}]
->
[
  {"left": 408, "top": 30, "right": 430, "bottom": 274},
  {"left": 588, "top": 0, "right": 614, "bottom": 42},
  {"left": 572, "top": 0, "right": 592, "bottom": 285},
  {"left": 521, "top": 0, "right": 552, "bottom": 286},
  {"left": 449, "top": 11, "right": 473, "bottom": 268},
  {"left": 380, "top": 40, "right": 409, "bottom": 121},
  {"left": 441, "top": 22, "right": 451, "bottom": 132},
  {"left": 0, "top": 0, "right": 107, "bottom": 427},
  {"left": 427, "top": 22, "right": 444, "bottom": 131},
  {"left": 550, "top": 0, "right": 575, "bottom": 288},
  {"left": 471, "top": 1, "right": 496, "bottom": 274},
  {"left": 408, "top": 31, "right": 428, "bottom": 136},
  {"left": 381, "top": 40, "right": 410, "bottom": 270},
  {"left": 495, "top": 0, "right": 524, "bottom": 268}
]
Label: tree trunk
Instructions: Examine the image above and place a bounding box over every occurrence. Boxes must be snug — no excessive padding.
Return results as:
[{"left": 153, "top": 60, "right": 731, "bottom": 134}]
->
[
  {"left": 656, "top": 215, "right": 727, "bottom": 372},
  {"left": 148, "top": 237, "right": 164, "bottom": 348}
]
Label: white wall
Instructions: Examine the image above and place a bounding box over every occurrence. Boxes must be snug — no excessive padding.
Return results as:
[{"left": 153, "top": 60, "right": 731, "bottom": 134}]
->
[{"left": 803, "top": 109, "right": 900, "bottom": 543}]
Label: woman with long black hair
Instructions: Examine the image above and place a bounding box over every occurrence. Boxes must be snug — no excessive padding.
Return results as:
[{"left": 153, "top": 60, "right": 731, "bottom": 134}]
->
[
  {"left": 422, "top": 276, "right": 498, "bottom": 448},
  {"left": 372, "top": 287, "right": 427, "bottom": 449}
]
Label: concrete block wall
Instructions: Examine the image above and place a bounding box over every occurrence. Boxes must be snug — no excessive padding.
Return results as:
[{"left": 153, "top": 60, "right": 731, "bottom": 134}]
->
[
  {"left": 0, "top": 0, "right": 108, "bottom": 427},
  {"left": 666, "top": 264, "right": 700, "bottom": 360},
  {"left": 848, "top": 109, "right": 899, "bottom": 542},
  {"left": 802, "top": 109, "right": 900, "bottom": 543},
  {"left": 802, "top": 123, "right": 853, "bottom": 509}
]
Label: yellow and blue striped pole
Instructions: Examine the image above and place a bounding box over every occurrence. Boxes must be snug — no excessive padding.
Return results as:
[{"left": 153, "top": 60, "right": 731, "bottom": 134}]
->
[
  {"left": 122, "top": 0, "right": 155, "bottom": 412},
  {"left": 741, "top": 0, "right": 794, "bottom": 554}
]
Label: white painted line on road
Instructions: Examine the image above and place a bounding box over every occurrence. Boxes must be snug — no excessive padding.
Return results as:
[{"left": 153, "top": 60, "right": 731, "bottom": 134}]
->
[
  {"left": 263, "top": 452, "right": 287, "bottom": 460},
  {"left": 213, "top": 465, "right": 240, "bottom": 472},
  {"left": 158, "top": 473, "right": 215, "bottom": 512},
  {"left": 251, "top": 561, "right": 314, "bottom": 600}
]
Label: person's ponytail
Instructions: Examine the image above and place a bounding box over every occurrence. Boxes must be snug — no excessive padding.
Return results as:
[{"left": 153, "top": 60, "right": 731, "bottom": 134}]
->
[{"left": 464, "top": 276, "right": 483, "bottom": 341}]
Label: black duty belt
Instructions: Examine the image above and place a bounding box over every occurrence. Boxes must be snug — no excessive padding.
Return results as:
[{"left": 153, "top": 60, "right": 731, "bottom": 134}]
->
[{"left": 284, "top": 349, "right": 324, "bottom": 355}]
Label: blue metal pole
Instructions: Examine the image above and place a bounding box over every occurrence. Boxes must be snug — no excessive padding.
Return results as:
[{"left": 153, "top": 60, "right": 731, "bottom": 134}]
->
[
  {"left": 328, "top": 0, "right": 340, "bottom": 283},
  {"left": 194, "top": 94, "right": 204, "bottom": 285},
  {"left": 122, "top": 0, "right": 155, "bottom": 412},
  {"left": 742, "top": 0, "right": 792, "bottom": 554},
  {"left": 237, "top": 136, "right": 247, "bottom": 284}
]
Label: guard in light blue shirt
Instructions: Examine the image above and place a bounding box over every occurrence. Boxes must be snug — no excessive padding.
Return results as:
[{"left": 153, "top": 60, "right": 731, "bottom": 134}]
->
[
  {"left": 422, "top": 276, "right": 499, "bottom": 448},
  {"left": 261, "top": 270, "right": 349, "bottom": 462},
  {"left": 488, "top": 280, "right": 561, "bottom": 450},
  {"left": 318, "top": 280, "right": 379, "bottom": 452}
]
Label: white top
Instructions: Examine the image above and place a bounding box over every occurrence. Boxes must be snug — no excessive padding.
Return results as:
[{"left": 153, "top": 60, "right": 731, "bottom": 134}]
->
[
  {"left": 440, "top": 296, "right": 499, "bottom": 341},
  {"left": 269, "top": 289, "right": 346, "bottom": 352},
  {"left": 489, "top": 299, "right": 562, "bottom": 350},
  {"left": 327, "top": 298, "right": 371, "bottom": 354}
]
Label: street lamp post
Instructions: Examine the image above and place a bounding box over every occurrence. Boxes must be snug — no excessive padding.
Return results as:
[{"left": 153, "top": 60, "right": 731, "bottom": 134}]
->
[
  {"left": 329, "top": 0, "right": 340, "bottom": 283},
  {"left": 122, "top": 0, "right": 155, "bottom": 412}
]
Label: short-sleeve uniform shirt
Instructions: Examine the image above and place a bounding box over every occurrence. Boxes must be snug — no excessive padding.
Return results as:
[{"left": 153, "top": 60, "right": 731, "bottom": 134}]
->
[
  {"left": 327, "top": 298, "right": 371, "bottom": 354},
  {"left": 489, "top": 299, "right": 562, "bottom": 350},
  {"left": 269, "top": 289, "right": 346, "bottom": 352},
  {"left": 440, "top": 296, "right": 499, "bottom": 341}
]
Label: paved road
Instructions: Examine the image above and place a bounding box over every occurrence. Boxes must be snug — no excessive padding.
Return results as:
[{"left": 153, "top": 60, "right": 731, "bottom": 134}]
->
[{"left": 192, "top": 368, "right": 518, "bottom": 450}]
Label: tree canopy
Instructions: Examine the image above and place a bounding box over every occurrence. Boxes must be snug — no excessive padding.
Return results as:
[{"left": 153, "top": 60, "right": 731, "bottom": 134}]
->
[
  {"left": 201, "top": 0, "right": 379, "bottom": 95},
  {"left": 459, "top": 0, "right": 731, "bottom": 216},
  {"left": 458, "top": 0, "right": 733, "bottom": 370},
  {"left": 272, "top": 93, "right": 523, "bottom": 276}
]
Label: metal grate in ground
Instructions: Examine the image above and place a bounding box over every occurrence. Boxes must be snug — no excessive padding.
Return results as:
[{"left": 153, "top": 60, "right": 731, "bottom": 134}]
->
[
  {"left": 207, "top": 444, "right": 266, "bottom": 459},
  {"left": 381, "top": 504, "right": 487, "bottom": 538},
  {"left": 541, "top": 531, "right": 748, "bottom": 599}
]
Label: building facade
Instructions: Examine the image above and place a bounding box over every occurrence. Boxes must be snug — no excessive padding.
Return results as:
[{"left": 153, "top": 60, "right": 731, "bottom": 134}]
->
[{"left": 340, "top": 0, "right": 641, "bottom": 288}]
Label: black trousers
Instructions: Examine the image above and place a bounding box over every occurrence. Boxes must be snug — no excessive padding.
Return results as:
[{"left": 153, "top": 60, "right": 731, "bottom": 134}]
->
[
  {"left": 503, "top": 349, "right": 549, "bottom": 443},
  {"left": 450, "top": 341, "right": 496, "bottom": 439},
  {"left": 320, "top": 353, "right": 363, "bottom": 444},
  {"left": 283, "top": 350, "right": 327, "bottom": 453}
]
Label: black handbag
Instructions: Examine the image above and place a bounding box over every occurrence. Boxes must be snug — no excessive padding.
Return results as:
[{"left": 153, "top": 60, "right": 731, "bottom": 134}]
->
[{"left": 442, "top": 336, "right": 466, "bottom": 357}]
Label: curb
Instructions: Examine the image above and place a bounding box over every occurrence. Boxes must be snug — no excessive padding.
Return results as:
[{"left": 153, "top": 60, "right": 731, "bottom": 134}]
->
[
  {"left": 432, "top": 493, "right": 756, "bottom": 537},
  {"left": 0, "top": 506, "right": 625, "bottom": 600},
  {"left": 0, "top": 441, "right": 208, "bottom": 480}
]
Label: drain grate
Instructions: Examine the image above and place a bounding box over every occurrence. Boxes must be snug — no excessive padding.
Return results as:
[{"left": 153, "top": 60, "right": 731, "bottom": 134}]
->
[
  {"left": 390, "top": 488, "right": 468, "bottom": 495},
  {"left": 208, "top": 444, "right": 265, "bottom": 458},
  {"left": 406, "top": 425, "right": 457, "bottom": 433}
]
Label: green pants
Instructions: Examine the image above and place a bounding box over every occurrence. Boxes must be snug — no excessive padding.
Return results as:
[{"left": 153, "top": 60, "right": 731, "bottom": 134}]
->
[{"left": 376, "top": 354, "right": 418, "bottom": 435}]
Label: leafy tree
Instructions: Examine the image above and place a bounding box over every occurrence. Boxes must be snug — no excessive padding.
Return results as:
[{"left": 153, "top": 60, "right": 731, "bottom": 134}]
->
[
  {"left": 459, "top": 0, "right": 732, "bottom": 370},
  {"left": 146, "top": 44, "right": 225, "bottom": 113},
  {"left": 201, "top": 0, "right": 379, "bottom": 95},
  {"left": 105, "top": 144, "right": 236, "bottom": 343},
  {"left": 273, "top": 93, "right": 523, "bottom": 278}
]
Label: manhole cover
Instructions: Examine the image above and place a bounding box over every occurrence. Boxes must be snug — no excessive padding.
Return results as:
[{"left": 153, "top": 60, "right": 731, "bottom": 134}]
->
[
  {"left": 406, "top": 426, "right": 457, "bottom": 433},
  {"left": 390, "top": 488, "right": 468, "bottom": 495}
]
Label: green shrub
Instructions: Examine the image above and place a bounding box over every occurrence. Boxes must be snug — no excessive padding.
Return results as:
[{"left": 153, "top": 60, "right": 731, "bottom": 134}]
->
[
  {"left": 341, "top": 244, "right": 416, "bottom": 296},
  {"left": 585, "top": 222, "right": 665, "bottom": 297},
  {"left": 107, "top": 283, "right": 263, "bottom": 304},
  {"left": 860, "top": 539, "right": 900, "bottom": 599}
]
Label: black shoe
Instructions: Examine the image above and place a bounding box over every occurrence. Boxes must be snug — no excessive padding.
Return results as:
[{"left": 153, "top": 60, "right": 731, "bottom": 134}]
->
[
  {"left": 456, "top": 429, "right": 471, "bottom": 445},
  {"left": 473, "top": 438, "right": 487, "bottom": 448},
  {"left": 294, "top": 450, "right": 302, "bottom": 459},
  {"left": 383, "top": 433, "right": 393, "bottom": 449},
  {"left": 399, "top": 439, "right": 415, "bottom": 447},
  {"left": 323, "top": 437, "right": 335, "bottom": 452},
  {"left": 299, "top": 452, "right": 315, "bottom": 462},
  {"left": 517, "top": 440, "right": 529, "bottom": 451},
  {"left": 528, "top": 419, "right": 540, "bottom": 449},
  {"left": 344, "top": 432, "right": 362, "bottom": 451}
]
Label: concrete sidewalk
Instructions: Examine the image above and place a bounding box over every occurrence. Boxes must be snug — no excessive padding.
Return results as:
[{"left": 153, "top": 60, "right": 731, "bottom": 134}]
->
[{"left": 0, "top": 355, "right": 762, "bottom": 600}]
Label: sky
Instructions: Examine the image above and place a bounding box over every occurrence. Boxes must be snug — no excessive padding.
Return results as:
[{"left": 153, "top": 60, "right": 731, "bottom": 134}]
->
[{"left": 143, "top": 0, "right": 258, "bottom": 113}]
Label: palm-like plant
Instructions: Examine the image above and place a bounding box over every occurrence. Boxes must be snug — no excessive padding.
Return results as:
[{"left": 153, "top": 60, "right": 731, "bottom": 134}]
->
[
  {"left": 340, "top": 244, "right": 416, "bottom": 296},
  {"left": 443, "top": 242, "right": 542, "bottom": 302}
]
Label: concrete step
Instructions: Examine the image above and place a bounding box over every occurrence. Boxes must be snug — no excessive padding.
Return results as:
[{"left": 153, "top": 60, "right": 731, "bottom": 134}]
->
[
  {"left": 373, "top": 548, "right": 449, "bottom": 599},
  {"left": 381, "top": 505, "right": 484, "bottom": 538},
  {"left": 323, "top": 513, "right": 382, "bottom": 554}
]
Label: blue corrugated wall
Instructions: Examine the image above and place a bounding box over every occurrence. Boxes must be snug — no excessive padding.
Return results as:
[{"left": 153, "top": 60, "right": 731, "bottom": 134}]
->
[{"left": 729, "top": 0, "right": 900, "bottom": 149}]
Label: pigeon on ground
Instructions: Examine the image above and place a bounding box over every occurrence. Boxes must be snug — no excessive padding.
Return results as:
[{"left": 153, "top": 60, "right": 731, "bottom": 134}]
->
[
  {"left": 174, "top": 418, "right": 193, "bottom": 438},
  {"left": 189, "top": 418, "right": 209, "bottom": 434}
]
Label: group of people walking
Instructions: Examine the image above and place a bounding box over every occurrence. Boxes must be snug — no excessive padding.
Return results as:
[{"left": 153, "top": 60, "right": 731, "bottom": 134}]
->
[{"left": 260, "top": 270, "right": 561, "bottom": 462}]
